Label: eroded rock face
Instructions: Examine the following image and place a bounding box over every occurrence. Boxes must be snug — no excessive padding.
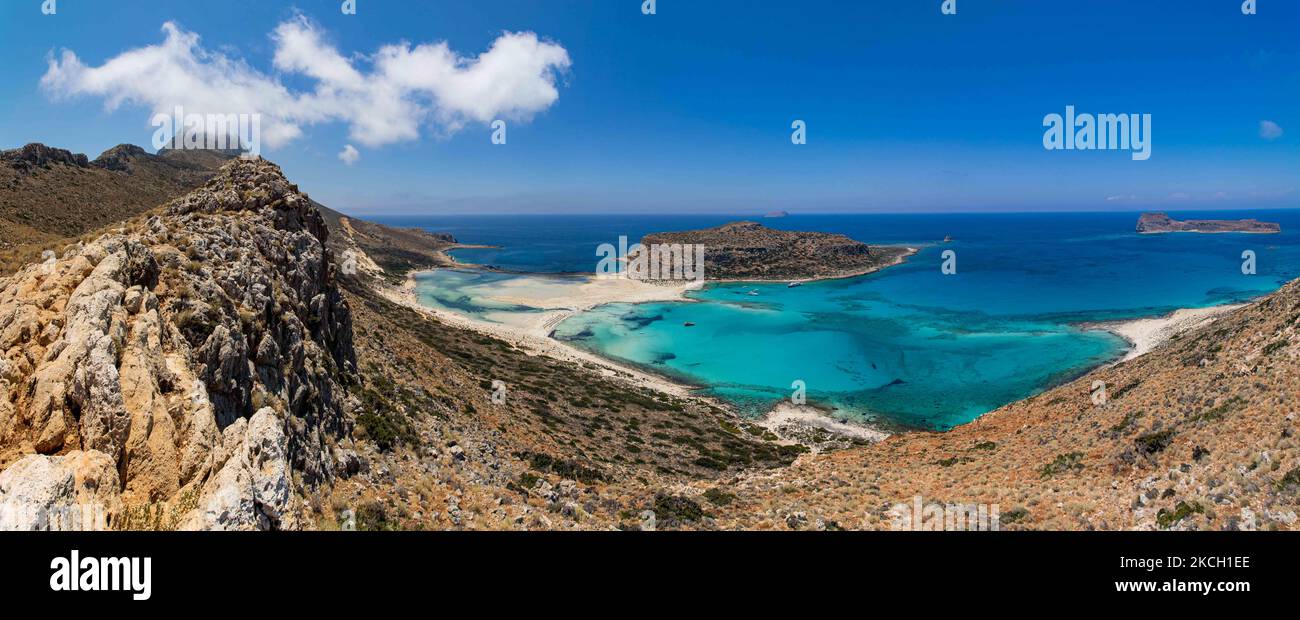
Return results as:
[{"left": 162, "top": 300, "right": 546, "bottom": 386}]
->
[
  {"left": 0, "top": 450, "right": 120, "bottom": 531},
  {"left": 183, "top": 407, "right": 292, "bottom": 531},
  {"left": 0, "top": 159, "right": 355, "bottom": 529}
]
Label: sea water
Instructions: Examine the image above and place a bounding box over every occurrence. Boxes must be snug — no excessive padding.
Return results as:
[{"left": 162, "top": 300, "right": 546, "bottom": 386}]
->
[{"left": 381, "top": 211, "right": 1300, "bottom": 430}]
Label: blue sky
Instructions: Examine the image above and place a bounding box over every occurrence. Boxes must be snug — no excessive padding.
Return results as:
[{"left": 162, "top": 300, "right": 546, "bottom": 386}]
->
[{"left": 0, "top": 0, "right": 1296, "bottom": 215}]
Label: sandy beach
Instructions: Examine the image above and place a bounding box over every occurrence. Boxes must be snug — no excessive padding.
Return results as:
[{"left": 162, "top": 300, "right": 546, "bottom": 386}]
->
[
  {"left": 1090, "top": 304, "right": 1246, "bottom": 362},
  {"left": 379, "top": 271, "right": 704, "bottom": 398}
]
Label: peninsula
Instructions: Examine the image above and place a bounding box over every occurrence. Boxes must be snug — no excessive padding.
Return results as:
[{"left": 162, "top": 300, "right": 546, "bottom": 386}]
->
[{"left": 640, "top": 221, "right": 914, "bottom": 281}]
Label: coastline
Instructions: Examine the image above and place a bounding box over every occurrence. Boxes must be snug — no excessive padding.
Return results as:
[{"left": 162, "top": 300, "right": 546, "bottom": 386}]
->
[
  {"left": 387, "top": 248, "right": 1248, "bottom": 446},
  {"left": 378, "top": 271, "right": 703, "bottom": 398},
  {"left": 382, "top": 249, "right": 919, "bottom": 444},
  {"left": 1085, "top": 303, "right": 1247, "bottom": 362}
]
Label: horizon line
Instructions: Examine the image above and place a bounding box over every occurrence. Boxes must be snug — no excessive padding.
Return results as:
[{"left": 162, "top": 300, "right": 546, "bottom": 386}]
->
[{"left": 339, "top": 206, "right": 1300, "bottom": 218}]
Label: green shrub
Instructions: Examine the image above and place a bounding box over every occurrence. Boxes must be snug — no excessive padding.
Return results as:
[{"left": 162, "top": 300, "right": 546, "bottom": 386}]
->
[
  {"left": 1156, "top": 501, "right": 1203, "bottom": 529},
  {"left": 1039, "top": 452, "right": 1085, "bottom": 479},
  {"left": 1135, "top": 429, "right": 1175, "bottom": 454}
]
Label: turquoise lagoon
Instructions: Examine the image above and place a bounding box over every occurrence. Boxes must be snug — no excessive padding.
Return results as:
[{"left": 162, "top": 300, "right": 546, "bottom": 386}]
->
[{"left": 388, "top": 212, "right": 1300, "bottom": 430}]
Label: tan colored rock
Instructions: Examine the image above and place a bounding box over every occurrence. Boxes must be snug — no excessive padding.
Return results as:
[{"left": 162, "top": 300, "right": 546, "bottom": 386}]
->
[
  {"left": 0, "top": 158, "right": 355, "bottom": 530},
  {"left": 0, "top": 450, "right": 121, "bottom": 531},
  {"left": 182, "top": 408, "right": 290, "bottom": 531}
]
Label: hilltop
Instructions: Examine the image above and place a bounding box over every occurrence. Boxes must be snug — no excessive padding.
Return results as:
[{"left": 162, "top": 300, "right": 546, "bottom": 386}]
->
[
  {"left": 0, "top": 158, "right": 354, "bottom": 529},
  {"left": 0, "top": 143, "right": 234, "bottom": 274}
]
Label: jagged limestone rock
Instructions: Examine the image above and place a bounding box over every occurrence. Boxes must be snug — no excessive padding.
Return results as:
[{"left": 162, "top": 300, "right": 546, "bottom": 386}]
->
[
  {"left": 0, "top": 159, "right": 356, "bottom": 529},
  {"left": 0, "top": 450, "right": 121, "bottom": 531}
]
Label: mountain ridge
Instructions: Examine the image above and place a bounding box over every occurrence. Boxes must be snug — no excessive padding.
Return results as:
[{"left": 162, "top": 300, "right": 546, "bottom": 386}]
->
[{"left": 1, "top": 142, "right": 237, "bottom": 275}]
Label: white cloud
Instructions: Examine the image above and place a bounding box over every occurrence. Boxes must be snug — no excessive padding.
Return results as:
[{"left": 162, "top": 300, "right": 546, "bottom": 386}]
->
[
  {"left": 1259, "top": 120, "right": 1284, "bottom": 140},
  {"left": 338, "top": 144, "right": 360, "bottom": 166},
  {"left": 40, "top": 17, "right": 570, "bottom": 150}
]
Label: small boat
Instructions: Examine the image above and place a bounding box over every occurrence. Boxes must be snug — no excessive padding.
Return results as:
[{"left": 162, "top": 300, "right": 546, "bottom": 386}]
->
[
  {"left": 746, "top": 289, "right": 759, "bottom": 296},
  {"left": 683, "top": 322, "right": 696, "bottom": 327},
  {"left": 787, "top": 282, "right": 802, "bottom": 288}
]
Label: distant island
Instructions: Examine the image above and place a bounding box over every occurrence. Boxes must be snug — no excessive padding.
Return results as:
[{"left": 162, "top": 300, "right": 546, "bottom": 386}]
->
[
  {"left": 641, "top": 221, "right": 914, "bottom": 281},
  {"left": 1137, "top": 212, "right": 1281, "bottom": 234},
  {"left": 764, "top": 210, "right": 789, "bottom": 218}
]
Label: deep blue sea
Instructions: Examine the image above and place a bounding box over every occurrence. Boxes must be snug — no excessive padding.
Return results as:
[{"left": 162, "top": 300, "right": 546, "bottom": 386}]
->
[{"left": 374, "top": 211, "right": 1300, "bottom": 430}]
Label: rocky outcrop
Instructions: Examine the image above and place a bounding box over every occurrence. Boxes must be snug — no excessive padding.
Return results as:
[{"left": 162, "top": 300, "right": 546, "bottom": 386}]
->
[
  {"left": 181, "top": 407, "right": 292, "bottom": 531},
  {"left": 1, "top": 143, "right": 90, "bottom": 172},
  {"left": 0, "top": 450, "right": 120, "bottom": 530},
  {"left": 0, "top": 158, "right": 355, "bottom": 529},
  {"left": 91, "top": 144, "right": 151, "bottom": 172},
  {"left": 1137, "top": 212, "right": 1281, "bottom": 234}
]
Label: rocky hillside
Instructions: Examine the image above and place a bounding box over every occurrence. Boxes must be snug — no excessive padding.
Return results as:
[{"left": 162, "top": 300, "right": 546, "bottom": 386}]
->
[
  {"left": 0, "top": 159, "right": 354, "bottom": 530},
  {"left": 699, "top": 279, "right": 1300, "bottom": 530},
  {"left": 0, "top": 143, "right": 232, "bottom": 274},
  {"left": 641, "top": 221, "right": 913, "bottom": 281},
  {"left": 316, "top": 203, "right": 462, "bottom": 283},
  {"left": 0, "top": 153, "right": 798, "bottom": 531}
]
